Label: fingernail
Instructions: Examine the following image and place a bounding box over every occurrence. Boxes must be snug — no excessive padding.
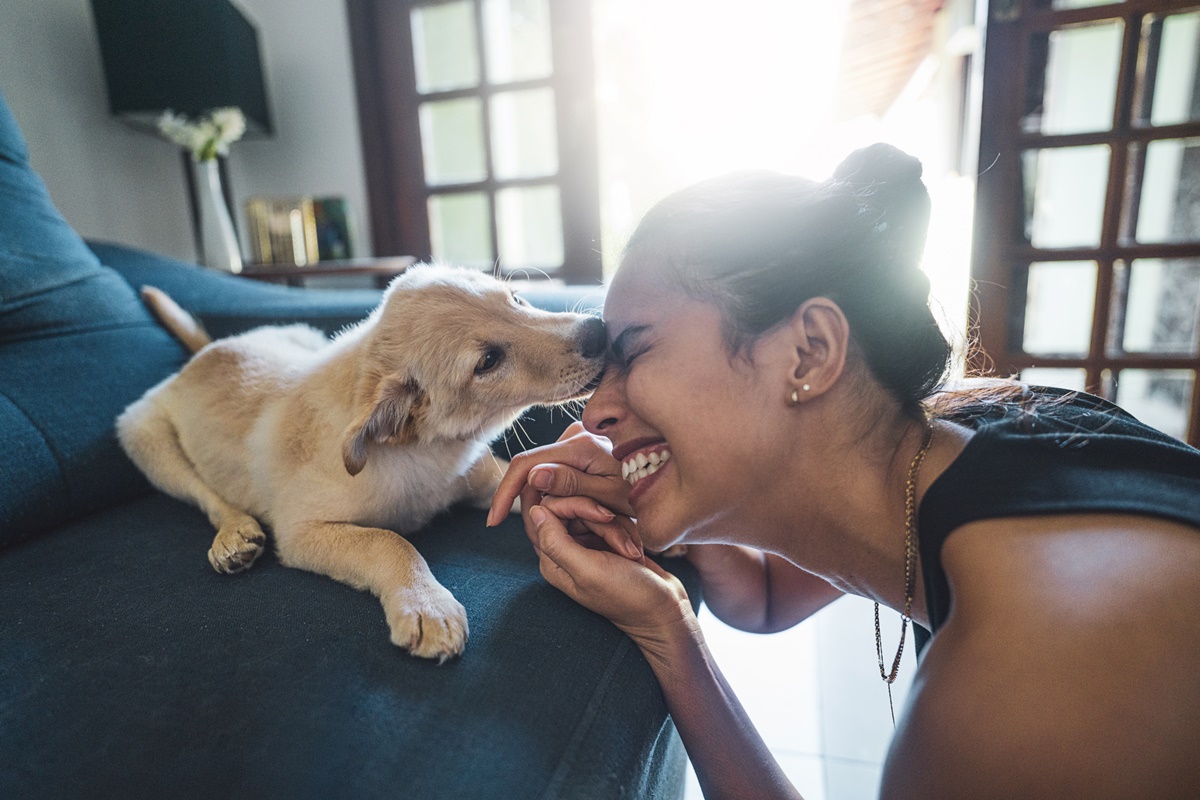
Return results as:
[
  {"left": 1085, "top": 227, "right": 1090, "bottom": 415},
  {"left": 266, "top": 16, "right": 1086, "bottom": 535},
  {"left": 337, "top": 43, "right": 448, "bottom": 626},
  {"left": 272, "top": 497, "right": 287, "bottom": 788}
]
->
[
  {"left": 595, "top": 504, "right": 616, "bottom": 519},
  {"left": 529, "top": 469, "right": 552, "bottom": 490},
  {"left": 529, "top": 506, "right": 548, "bottom": 526},
  {"left": 626, "top": 540, "right": 642, "bottom": 559}
]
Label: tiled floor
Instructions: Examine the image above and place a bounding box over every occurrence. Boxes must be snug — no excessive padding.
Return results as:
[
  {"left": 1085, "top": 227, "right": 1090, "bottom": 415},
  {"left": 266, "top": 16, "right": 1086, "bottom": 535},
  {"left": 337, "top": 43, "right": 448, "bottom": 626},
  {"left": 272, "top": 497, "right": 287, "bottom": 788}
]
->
[{"left": 682, "top": 594, "right": 917, "bottom": 800}]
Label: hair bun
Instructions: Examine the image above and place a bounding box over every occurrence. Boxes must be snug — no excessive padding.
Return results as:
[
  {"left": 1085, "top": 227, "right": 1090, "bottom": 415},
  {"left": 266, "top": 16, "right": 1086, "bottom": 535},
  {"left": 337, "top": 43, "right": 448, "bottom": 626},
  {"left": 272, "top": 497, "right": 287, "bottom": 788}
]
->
[
  {"left": 832, "top": 143, "right": 930, "bottom": 268},
  {"left": 833, "top": 142, "right": 924, "bottom": 188}
]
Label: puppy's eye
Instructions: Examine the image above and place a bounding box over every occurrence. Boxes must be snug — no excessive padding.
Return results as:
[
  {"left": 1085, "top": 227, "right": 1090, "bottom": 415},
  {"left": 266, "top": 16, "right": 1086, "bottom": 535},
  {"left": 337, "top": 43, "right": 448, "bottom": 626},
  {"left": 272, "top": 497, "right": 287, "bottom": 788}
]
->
[
  {"left": 475, "top": 347, "right": 504, "bottom": 375},
  {"left": 511, "top": 294, "right": 529, "bottom": 307}
]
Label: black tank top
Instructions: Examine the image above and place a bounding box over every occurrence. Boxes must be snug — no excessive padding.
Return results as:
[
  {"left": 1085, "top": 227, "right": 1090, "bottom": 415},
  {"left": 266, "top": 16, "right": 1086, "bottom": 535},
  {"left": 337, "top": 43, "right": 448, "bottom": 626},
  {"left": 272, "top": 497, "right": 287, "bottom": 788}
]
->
[{"left": 914, "top": 388, "right": 1200, "bottom": 653}]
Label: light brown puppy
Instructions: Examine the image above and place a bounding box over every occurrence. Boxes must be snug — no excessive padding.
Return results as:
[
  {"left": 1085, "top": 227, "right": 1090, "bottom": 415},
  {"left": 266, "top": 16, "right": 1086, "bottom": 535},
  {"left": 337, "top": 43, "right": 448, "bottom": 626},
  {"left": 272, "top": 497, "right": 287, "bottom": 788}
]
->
[{"left": 118, "top": 266, "right": 607, "bottom": 661}]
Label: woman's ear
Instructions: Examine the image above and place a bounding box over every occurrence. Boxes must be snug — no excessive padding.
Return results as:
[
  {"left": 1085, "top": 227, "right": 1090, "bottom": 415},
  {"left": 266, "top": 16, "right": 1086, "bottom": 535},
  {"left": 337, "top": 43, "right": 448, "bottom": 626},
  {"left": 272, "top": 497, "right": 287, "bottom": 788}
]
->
[
  {"left": 341, "top": 372, "right": 428, "bottom": 475},
  {"left": 784, "top": 297, "right": 849, "bottom": 404}
]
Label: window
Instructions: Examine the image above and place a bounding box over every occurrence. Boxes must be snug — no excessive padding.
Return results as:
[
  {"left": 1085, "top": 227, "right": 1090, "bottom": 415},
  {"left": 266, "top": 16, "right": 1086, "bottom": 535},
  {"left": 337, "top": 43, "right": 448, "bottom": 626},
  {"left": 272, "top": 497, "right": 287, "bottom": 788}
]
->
[
  {"left": 972, "top": 0, "right": 1200, "bottom": 444},
  {"left": 348, "top": 0, "right": 602, "bottom": 282}
]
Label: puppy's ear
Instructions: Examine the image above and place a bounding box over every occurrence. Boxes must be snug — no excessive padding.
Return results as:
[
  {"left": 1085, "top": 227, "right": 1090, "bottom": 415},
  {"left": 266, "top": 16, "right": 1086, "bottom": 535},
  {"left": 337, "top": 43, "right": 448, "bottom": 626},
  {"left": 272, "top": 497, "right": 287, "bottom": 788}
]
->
[{"left": 341, "top": 374, "right": 427, "bottom": 476}]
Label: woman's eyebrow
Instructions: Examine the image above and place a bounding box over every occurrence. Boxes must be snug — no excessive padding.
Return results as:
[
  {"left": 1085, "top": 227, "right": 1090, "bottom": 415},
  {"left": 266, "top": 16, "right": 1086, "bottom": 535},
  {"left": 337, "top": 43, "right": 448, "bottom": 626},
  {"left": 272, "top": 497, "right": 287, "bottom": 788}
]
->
[{"left": 609, "top": 325, "right": 649, "bottom": 361}]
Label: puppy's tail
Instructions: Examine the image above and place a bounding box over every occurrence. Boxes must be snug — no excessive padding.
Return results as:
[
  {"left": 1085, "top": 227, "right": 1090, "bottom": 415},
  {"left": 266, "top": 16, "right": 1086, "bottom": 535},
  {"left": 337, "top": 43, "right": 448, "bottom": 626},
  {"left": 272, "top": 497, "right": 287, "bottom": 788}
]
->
[{"left": 140, "top": 286, "right": 212, "bottom": 354}]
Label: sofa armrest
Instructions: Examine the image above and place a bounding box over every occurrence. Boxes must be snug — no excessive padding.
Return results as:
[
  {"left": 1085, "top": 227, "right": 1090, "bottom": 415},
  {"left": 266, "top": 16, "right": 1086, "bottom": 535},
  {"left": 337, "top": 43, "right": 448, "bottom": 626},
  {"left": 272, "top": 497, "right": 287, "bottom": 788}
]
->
[{"left": 88, "top": 240, "right": 382, "bottom": 338}]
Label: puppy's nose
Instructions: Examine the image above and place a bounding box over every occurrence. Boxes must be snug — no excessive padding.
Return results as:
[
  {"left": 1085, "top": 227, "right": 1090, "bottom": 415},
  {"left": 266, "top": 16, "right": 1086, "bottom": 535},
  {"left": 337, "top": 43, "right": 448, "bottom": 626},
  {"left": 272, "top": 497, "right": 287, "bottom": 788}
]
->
[{"left": 578, "top": 316, "right": 607, "bottom": 359}]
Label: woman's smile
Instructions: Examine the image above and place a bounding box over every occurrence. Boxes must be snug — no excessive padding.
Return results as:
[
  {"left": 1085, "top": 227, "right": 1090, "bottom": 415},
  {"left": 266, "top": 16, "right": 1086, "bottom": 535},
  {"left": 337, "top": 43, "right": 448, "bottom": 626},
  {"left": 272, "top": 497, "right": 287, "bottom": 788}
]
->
[{"left": 612, "top": 440, "right": 673, "bottom": 505}]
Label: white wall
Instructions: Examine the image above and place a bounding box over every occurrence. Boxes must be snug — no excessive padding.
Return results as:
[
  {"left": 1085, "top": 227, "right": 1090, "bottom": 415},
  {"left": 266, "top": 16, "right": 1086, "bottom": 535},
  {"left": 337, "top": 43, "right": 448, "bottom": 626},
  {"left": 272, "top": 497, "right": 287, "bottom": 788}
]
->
[{"left": 0, "top": 0, "right": 372, "bottom": 263}]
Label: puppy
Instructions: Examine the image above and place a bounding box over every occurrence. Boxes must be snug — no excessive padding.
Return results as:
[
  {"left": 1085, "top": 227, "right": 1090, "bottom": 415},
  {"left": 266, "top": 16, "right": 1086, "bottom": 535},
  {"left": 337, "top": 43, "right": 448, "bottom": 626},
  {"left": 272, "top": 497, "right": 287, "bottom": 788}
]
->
[{"left": 117, "top": 265, "right": 607, "bottom": 661}]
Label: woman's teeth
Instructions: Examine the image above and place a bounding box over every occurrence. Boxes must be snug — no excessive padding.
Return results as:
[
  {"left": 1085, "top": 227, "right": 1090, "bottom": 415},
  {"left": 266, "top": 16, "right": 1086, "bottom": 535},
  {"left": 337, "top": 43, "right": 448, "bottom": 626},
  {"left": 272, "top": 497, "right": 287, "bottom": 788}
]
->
[{"left": 622, "top": 450, "right": 670, "bottom": 485}]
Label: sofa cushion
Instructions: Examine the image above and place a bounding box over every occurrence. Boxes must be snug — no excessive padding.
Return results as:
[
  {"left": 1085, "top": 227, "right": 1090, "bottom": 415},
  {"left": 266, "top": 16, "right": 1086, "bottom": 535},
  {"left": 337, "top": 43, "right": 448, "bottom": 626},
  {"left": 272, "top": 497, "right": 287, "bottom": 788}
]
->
[
  {"left": 0, "top": 89, "right": 188, "bottom": 547},
  {"left": 0, "top": 492, "right": 691, "bottom": 799}
]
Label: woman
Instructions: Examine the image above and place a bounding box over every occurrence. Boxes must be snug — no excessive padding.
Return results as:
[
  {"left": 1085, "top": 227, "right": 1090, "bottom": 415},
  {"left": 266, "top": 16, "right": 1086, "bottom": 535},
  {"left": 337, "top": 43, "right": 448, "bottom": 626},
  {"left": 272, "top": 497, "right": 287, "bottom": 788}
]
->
[{"left": 487, "top": 144, "right": 1200, "bottom": 799}]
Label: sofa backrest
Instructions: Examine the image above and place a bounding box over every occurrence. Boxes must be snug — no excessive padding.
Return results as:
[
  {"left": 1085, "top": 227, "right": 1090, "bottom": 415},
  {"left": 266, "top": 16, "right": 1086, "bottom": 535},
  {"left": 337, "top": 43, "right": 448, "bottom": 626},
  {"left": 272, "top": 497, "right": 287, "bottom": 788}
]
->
[{"left": 0, "top": 87, "right": 188, "bottom": 548}]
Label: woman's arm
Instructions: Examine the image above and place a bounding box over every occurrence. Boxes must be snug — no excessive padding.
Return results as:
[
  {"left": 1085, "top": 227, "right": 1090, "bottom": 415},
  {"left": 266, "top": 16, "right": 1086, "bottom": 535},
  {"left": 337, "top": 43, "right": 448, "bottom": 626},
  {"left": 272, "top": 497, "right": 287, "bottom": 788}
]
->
[
  {"left": 527, "top": 505, "right": 805, "bottom": 800},
  {"left": 684, "top": 545, "right": 843, "bottom": 633}
]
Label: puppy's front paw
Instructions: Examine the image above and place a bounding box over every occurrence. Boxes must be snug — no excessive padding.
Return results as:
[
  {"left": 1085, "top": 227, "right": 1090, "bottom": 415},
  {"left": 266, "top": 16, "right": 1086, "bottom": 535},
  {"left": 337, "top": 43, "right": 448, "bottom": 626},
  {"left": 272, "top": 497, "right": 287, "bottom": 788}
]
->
[
  {"left": 208, "top": 517, "right": 267, "bottom": 574},
  {"left": 382, "top": 583, "right": 469, "bottom": 663}
]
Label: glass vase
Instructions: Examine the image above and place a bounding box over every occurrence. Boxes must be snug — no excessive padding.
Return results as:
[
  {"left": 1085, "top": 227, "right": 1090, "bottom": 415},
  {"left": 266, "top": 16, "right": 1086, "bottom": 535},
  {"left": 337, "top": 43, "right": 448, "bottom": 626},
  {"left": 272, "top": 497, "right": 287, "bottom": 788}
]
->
[{"left": 196, "top": 158, "right": 243, "bottom": 274}]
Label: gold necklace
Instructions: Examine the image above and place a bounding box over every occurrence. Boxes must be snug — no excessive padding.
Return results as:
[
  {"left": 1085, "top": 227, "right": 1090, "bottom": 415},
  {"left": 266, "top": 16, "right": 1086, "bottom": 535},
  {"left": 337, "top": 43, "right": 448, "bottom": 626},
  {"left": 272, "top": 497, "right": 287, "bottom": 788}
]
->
[{"left": 875, "top": 421, "right": 933, "bottom": 726}]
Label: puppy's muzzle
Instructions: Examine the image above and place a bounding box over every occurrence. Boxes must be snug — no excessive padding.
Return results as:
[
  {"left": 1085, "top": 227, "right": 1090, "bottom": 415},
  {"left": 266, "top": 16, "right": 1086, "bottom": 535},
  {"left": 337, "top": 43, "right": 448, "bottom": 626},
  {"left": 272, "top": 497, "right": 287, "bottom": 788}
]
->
[{"left": 576, "top": 316, "right": 607, "bottom": 360}]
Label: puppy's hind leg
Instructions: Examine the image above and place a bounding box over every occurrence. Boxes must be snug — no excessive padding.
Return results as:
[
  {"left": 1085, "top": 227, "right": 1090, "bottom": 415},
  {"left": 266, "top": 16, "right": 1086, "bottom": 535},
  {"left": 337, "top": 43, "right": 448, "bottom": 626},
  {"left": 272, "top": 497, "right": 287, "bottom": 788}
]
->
[
  {"left": 117, "top": 397, "right": 267, "bottom": 574},
  {"left": 275, "top": 521, "right": 468, "bottom": 662}
]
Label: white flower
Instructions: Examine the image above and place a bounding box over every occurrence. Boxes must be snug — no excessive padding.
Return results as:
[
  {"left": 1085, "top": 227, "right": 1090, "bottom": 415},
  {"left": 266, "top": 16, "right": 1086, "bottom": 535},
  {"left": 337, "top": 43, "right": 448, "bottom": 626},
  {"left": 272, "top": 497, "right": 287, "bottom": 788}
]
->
[{"left": 157, "top": 107, "right": 247, "bottom": 161}]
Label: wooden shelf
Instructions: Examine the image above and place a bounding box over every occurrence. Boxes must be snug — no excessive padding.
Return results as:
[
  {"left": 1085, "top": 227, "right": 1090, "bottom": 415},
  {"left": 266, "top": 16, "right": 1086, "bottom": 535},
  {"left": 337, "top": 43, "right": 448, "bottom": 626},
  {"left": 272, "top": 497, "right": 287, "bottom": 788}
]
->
[{"left": 238, "top": 256, "right": 417, "bottom": 288}]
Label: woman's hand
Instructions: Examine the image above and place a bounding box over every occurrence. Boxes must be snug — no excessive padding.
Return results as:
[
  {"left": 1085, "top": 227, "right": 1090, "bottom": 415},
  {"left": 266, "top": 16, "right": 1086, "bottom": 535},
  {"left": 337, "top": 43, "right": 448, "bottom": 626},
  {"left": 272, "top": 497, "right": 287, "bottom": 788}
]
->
[
  {"left": 527, "top": 503, "right": 696, "bottom": 653},
  {"left": 487, "top": 422, "right": 633, "bottom": 529}
]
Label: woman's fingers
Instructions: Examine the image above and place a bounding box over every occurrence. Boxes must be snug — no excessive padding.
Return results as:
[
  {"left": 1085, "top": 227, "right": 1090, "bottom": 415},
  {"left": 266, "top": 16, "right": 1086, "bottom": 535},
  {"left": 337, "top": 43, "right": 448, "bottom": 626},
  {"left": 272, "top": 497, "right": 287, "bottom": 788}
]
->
[
  {"left": 528, "top": 464, "right": 634, "bottom": 517},
  {"left": 538, "top": 495, "right": 642, "bottom": 560},
  {"left": 487, "top": 431, "right": 623, "bottom": 526}
]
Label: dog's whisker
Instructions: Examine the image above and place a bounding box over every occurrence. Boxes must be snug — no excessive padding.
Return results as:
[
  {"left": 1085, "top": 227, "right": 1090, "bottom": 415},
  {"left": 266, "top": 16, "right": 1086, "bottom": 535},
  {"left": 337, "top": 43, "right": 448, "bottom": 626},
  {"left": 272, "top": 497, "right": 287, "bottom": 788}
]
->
[{"left": 512, "top": 415, "right": 535, "bottom": 452}]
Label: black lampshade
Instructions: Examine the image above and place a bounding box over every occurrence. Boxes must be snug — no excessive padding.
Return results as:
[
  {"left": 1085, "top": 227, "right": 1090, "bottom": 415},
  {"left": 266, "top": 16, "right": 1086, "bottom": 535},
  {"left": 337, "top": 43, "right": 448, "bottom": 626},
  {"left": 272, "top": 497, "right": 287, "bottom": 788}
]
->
[{"left": 90, "top": 0, "right": 273, "bottom": 136}]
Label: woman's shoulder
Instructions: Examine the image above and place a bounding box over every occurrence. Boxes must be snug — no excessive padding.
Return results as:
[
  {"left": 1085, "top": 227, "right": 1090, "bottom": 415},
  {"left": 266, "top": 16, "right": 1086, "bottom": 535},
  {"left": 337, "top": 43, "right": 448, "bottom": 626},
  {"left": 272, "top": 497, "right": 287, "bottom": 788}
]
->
[{"left": 885, "top": 512, "right": 1200, "bottom": 798}]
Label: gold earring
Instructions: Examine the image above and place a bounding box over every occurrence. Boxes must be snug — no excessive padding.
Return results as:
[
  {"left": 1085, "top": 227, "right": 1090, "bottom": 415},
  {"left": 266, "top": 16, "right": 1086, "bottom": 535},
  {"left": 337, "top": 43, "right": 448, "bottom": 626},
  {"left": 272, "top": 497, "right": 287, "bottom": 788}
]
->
[
  {"left": 789, "top": 389, "right": 800, "bottom": 405},
  {"left": 803, "top": 384, "right": 811, "bottom": 392}
]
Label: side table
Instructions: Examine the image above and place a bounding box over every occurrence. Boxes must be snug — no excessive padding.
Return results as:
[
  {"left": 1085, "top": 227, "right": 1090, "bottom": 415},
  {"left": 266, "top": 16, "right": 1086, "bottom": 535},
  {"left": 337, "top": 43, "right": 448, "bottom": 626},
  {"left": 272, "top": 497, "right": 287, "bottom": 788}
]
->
[{"left": 238, "top": 256, "right": 417, "bottom": 288}]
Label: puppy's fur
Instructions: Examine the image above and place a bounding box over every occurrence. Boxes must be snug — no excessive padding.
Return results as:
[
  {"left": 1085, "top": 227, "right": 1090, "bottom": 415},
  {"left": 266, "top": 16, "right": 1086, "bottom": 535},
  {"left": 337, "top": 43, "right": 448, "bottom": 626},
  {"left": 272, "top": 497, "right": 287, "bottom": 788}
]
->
[{"left": 118, "top": 266, "right": 606, "bottom": 661}]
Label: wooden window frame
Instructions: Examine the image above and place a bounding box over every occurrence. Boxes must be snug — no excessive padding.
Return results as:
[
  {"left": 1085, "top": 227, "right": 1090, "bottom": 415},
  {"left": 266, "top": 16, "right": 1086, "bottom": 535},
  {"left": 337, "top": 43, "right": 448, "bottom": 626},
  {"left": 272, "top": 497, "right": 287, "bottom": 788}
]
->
[
  {"left": 971, "top": 0, "right": 1200, "bottom": 445},
  {"left": 347, "top": 0, "right": 602, "bottom": 284}
]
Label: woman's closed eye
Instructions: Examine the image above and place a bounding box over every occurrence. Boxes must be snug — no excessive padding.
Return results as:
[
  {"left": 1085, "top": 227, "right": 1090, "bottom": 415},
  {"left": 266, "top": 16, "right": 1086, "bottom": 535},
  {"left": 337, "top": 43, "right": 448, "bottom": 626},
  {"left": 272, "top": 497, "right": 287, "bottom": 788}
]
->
[{"left": 609, "top": 325, "right": 651, "bottom": 370}]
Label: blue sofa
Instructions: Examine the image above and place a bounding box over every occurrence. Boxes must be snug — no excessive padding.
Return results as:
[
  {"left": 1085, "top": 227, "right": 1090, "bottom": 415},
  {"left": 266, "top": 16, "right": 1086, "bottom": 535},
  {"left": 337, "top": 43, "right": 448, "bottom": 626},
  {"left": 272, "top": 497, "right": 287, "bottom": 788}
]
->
[{"left": 0, "top": 88, "right": 696, "bottom": 799}]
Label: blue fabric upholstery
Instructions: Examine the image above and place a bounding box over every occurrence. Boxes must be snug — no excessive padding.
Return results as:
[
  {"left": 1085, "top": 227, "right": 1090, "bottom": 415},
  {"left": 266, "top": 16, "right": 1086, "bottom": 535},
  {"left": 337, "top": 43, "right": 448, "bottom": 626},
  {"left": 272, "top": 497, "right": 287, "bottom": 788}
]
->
[
  {"left": 0, "top": 494, "right": 688, "bottom": 799},
  {"left": 0, "top": 91, "right": 188, "bottom": 547}
]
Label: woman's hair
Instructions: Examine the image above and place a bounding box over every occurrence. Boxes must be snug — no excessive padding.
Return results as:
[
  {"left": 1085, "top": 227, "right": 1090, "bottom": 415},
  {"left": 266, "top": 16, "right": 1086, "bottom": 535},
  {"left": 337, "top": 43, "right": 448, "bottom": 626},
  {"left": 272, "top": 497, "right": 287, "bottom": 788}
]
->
[{"left": 622, "top": 143, "right": 951, "bottom": 414}]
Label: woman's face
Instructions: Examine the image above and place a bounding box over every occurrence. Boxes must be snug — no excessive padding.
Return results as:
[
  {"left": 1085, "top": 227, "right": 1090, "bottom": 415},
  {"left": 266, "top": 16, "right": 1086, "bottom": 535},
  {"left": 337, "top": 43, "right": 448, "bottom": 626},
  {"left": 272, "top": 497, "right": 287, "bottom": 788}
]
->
[{"left": 583, "top": 258, "right": 792, "bottom": 550}]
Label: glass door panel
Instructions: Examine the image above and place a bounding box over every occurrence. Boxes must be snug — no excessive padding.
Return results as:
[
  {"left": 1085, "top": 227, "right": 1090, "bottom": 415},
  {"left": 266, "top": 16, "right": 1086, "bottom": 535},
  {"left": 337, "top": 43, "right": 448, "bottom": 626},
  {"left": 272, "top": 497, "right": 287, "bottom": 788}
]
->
[
  {"left": 497, "top": 185, "right": 563, "bottom": 268},
  {"left": 1023, "top": 146, "right": 1111, "bottom": 248},
  {"left": 1132, "top": 138, "right": 1200, "bottom": 244},
  {"left": 482, "top": 0, "right": 553, "bottom": 84},
  {"left": 490, "top": 88, "right": 559, "bottom": 179},
  {"left": 1023, "top": 21, "right": 1123, "bottom": 135},
  {"left": 1118, "top": 258, "right": 1200, "bottom": 355},
  {"left": 1114, "top": 368, "right": 1195, "bottom": 440},
  {"left": 1031, "top": 0, "right": 1124, "bottom": 10},
  {"left": 419, "top": 99, "right": 488, "bottom": 185},
  {"left": 1022, "top": 260, "right": 1099, "bottom": 356},
  {"left": 429, "top": 192, "right": 493, "bottom": 267},
  {"left": 1137, "top": 11, "right": 1200, "bottom": 128},
  {"left": 1020, "top": 367, "right": 1089, "bottom": 391},
  {"left": 411, "top": 1, "right": 481, "bottom": 93}
]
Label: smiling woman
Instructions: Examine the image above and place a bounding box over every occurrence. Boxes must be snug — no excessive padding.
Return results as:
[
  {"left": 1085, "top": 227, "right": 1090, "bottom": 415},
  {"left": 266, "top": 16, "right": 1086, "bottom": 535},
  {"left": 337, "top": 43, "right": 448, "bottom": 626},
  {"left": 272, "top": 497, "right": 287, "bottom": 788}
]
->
[{"left": 490, "top": 143, "right": 1200, "bottom": 799}]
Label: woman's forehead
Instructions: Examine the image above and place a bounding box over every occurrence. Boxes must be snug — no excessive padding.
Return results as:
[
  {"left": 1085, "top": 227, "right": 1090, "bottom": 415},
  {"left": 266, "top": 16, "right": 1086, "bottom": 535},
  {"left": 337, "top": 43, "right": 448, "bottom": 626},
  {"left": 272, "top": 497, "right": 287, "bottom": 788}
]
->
[{"left": 604, "top": 266, "right": 661, "bottom": 329}]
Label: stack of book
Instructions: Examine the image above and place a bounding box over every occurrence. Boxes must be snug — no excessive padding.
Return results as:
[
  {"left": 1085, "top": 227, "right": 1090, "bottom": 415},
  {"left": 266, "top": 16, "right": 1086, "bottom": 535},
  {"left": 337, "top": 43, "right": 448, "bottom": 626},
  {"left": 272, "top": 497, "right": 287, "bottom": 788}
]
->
[{"left": 244, "top": 197, "right": 320, "bottom": 266}]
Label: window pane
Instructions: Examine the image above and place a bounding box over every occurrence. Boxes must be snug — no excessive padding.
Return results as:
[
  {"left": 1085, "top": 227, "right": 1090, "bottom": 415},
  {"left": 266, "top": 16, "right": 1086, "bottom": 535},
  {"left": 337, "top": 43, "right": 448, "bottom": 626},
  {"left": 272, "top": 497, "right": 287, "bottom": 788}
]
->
[
  {"left": 419, "top": 98, "right": 487, "bottom": 186},
  {"left": 491, "top": 88, "right": 558, "bottom": 179},
  {"left": 1114, "top": 369, "right": 1195, "bottom": 440},
  {"left": 1021, "top": 367, "right": 1089, "bottom": 391},
  {"left": 1023, "top": 146, "right": 1110, "bottom": 248},
  {"left": 1023, "top": 261, "right": 1098, "bottom": 356},
  {"left": 412, "top": 1, "right": 480, "bottom": 93},
  {"left": 496, "top": 185, "right": 563, "bottom": 269},
  {"left": 428, "top": 192, "right": 493, "bottom": 268},
  {"left": 1024, "top": 22, "right": 1122, "bottom": 135},
  {"left": 1121, "top": 258, "right": 1200, "bottom": 355},
  {"left": 1140, "top": 11, "right": 1200, "bottom": 127},
  {"left": 483, "top": 0, "right": 553, "bottom": 84},
  {"left": 1033, "top": 0, "right": 1123, "bottom": 9},
  {"left": 1134, "top": 138, "right": 1200, "bottom": 244}
]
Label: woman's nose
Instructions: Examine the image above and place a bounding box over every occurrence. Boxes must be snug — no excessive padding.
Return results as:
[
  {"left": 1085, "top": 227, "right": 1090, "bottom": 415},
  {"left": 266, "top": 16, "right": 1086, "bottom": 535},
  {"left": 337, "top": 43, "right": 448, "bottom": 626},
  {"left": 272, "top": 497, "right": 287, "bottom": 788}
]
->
[{"left": 582, "top": 367, "right": 624, "bottom": 435}]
